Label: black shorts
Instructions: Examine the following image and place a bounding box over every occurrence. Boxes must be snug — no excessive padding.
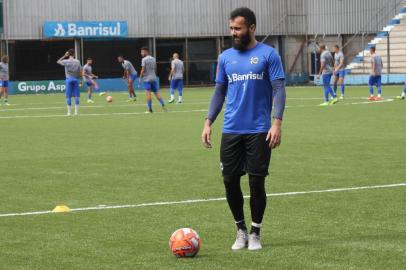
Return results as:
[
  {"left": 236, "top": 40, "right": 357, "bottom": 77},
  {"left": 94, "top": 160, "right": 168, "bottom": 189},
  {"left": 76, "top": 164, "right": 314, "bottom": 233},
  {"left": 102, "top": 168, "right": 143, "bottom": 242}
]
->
[{"left": 220, "top": 133, "right": 272, "bottom": 177}]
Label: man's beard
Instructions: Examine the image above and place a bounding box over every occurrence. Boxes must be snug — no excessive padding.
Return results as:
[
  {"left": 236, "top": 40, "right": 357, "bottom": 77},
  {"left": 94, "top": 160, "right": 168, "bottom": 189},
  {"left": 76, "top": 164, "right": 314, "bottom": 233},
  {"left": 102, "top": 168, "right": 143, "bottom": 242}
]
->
[{"left": 232, "top": 32, "right": 251, "bottom": 51}]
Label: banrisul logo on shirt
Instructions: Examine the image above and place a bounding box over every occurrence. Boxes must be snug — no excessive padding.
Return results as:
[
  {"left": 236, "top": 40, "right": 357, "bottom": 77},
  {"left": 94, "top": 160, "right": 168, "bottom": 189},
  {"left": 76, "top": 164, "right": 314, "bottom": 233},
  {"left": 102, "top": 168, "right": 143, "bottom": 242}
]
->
[
  {"left": 227, "top": 72, "right": 265, "bottom": 83},
  {"left": 43, "top": 21, "right": 128, "bottom": 38}
]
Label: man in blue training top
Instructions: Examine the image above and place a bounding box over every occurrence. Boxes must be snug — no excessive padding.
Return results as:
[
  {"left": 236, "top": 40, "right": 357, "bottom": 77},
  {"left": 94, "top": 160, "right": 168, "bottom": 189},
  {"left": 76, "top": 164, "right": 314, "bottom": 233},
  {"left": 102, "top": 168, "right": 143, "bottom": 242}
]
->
[
  {"left": 317, "top": 44, "right": 338, "bottom": 106},
  {"left": 57, "top": 49, "right": 82, "bottom": 116},
  {"left": 201, "top": 7, "right": 286, "bottom": 251}
]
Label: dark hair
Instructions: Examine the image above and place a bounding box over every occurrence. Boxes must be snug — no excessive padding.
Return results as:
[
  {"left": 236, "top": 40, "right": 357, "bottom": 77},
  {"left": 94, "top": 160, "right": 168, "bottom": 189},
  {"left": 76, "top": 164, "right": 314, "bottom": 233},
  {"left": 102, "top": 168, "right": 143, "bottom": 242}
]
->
[
  {"left": 68, "top": 49, "right": 75, "bottom": 56},
  {"left": 370, "top": 46, "right": 376, "bottom": 52},
  {"left": 87, "top": 58, "right": 92, "bottom": 61},
  {"left": 1, "top": 55, "right": 8, "bottom": 63},
  {"left": 333, "top": 44, "right": 340, "bottom": 49},
  {"left": 319, "top": 44, "right": 326, "bottom": 50},
  {"left": 141, "top": 47, "right": 149, "bottom": 51},
  {"left": 230, "top": 7, "right": 256, "bottom": 27}
]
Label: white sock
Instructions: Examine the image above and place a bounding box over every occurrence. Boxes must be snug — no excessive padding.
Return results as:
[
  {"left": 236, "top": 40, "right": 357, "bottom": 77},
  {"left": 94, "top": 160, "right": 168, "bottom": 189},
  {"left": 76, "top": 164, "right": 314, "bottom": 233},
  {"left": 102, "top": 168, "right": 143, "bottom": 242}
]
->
[
  {"left": 251, "top": 222, "right": 262, "bottom": 228},
  {"left": 170, "top": 94, "right": 174, "bottom": 100},
  {"left": 179, "top": 96, "right": 183, "bottom": 102},
  {"left": 67, "top": 105, "right": 71, "bottom": 115},
  {"left": 378, "top": 94, "right": 381, "bottom": 98},
  {"left": 74, "top": 104, "right": 78, "bottom": 115},
  {"left": 402, "top": 92, "right": 405, "bottom": 97}
]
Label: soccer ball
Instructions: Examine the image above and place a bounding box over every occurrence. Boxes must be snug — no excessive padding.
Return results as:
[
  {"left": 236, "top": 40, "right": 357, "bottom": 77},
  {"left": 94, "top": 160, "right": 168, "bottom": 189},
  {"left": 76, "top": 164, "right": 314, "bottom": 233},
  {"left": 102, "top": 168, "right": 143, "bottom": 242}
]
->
[
  {"left": 169, "top": 228, "right": 201, "bottom": 258},
  {"left": 106, "top": 95, "right": 113, "bottom": 102}
]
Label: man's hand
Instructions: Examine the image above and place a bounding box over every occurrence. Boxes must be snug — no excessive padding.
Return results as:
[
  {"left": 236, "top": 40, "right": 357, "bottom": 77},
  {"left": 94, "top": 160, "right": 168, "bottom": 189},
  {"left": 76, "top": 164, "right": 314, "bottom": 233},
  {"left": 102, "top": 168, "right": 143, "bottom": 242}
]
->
[
  {"left": 316, "top": 74, "right": 320, "bottom": 80},
  {"left": 201, "top": 119, "right": 213, "bottom": 148},
  {"left": 266, "top": 119, "right": 282, "bottom": 149},
  {"left": 64, "top": 51, "right": 70, "bottom": 57}
]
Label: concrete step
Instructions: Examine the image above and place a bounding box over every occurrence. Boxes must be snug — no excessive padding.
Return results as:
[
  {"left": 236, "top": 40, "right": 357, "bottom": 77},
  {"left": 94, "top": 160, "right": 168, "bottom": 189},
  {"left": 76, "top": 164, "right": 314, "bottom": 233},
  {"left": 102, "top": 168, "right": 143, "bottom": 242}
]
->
[
  {"left": 388, "top": 29, "right": 406, "bottom": 35},
  {"left": 377, "top": 37, "right": 406, "bottom": 44},
  {"left": 389, "top": 27, "right": 406, "bottom": 33},
  {"left": 375, "top": 43, "right": 406, "bottom": 50},
  {"left": 392, "top": 24, "right": 406, "bottom": 31},
  {"left": 373, "top": 49, "right": 406, "bottom": 56},
  {"left": 363, "top": 55, "right": 406, "bottom": 62}
]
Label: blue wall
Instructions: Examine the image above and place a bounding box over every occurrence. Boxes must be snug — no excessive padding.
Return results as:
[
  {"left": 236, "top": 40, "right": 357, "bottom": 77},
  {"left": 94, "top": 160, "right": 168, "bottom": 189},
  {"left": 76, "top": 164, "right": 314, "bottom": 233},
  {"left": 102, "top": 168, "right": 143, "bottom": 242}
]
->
[{"left": 315, "top": 74, "right": 406, "bottom": 85}]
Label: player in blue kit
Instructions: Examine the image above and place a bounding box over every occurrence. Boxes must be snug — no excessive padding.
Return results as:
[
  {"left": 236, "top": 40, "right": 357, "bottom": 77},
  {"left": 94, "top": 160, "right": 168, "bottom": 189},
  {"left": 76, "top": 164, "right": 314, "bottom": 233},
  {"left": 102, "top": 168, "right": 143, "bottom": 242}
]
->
[
  {"left": 368, "top": 47, "right": 384, "bottom": 101},
  {"left": 139, "top": 47, "right": 167, "bottom": 113},
  {"left": 317, "top": 44, "right": 338, "bottom": 106},
  {"left": 201, "top": 7, "right": 286, "bottom": 251},
  {"left": 333, "top": 45, "right": 345, "bottom": 99},
  {"left": 83, "top": 58, "right": 104, "bottom": 103},
  {"left": 57, "top": 49, "right": 82, "bottom": 116},
  {"left": 117, "top": 56, "right": 137, "bottom": 102},
  {"left": 0, "top": 55, "right": 10, "bottom": 106},
  {"left": 168, "top": 53, "right": 184, "bottom": 104}
]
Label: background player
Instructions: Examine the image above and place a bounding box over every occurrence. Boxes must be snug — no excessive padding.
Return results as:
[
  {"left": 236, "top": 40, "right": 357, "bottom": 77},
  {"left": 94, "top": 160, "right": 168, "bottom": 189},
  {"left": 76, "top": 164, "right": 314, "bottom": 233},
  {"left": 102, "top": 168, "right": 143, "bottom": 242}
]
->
[
  {"left": 139, "top": 47, "right": 166, "bottom": 113},
  {"left": 317, "top": 44, "right": 338, "bottom": 106},
  {"left": 83, "top": 58, "right": 102, "bottom": 103},
  {"left": 201, "top": 7, "right": 286, "bottom": 251},
  {"left": 168, "top": 53, "right": 184, "bottom": 104},
  {"left": 57, "top": 49, "right": 82, "bottom": 116},
  {"left": 333, "top": 45, "right": 345, "bottom": 99},
  {"left": 0, "top": 55, "right": 10, "bottom": 106},
  {"left": 117, "top": 56, "right": 137, "bottom": 102},
  {"left": 368, "top": 47, "right": 383, "bottom": 101}
]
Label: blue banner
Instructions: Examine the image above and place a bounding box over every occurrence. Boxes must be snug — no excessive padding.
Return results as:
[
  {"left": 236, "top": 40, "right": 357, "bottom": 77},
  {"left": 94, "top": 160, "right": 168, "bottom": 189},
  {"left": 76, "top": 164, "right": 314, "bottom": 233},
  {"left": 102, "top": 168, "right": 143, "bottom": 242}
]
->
[{"left": 43, "top": 21, "right": 128, "bottom": 38}]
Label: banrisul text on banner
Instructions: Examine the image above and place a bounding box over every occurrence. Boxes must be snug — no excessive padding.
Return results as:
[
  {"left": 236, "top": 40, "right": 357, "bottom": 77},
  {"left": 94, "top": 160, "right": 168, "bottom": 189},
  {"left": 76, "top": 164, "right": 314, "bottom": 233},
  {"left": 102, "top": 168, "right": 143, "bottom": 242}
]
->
[{"left": 43, "top": 21, "right": 128, "bottom": 38}]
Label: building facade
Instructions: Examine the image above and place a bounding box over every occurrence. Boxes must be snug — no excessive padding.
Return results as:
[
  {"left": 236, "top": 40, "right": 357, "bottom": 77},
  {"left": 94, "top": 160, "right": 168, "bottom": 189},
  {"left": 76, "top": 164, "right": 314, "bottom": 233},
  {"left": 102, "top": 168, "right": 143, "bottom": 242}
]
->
[{"left": 1, "top": 0, "right": 405, "bottom": 85}]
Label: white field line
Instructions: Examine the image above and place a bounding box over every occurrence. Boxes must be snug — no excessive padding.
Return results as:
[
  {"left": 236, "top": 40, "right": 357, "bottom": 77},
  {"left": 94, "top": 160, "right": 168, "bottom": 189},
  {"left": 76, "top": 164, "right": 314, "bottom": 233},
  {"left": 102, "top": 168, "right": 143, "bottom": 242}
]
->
[
  {"left": 0, "top": 182, "right": 405, "bottom": 218},
  {"left": 0, "top": 101, "right": 212, "bottom": 112},
  {"left": 0, "top": 98, "right": 395, "bottom": 120},
  {"left": 0, "top": 109, "right": 208, "bottom": 119},
  {"left": 2, "top": 96, "right": 397, "bottom": 111}
]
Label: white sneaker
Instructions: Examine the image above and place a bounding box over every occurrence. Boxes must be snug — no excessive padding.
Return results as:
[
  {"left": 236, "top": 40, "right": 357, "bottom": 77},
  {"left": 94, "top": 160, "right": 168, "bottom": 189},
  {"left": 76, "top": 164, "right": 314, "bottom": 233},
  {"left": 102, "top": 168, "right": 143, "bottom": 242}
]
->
[
  {"left": 231, "top": 229, "right": 248, "bottom": 250},
  {"left": 168, "top": 98, "right": 175, "bottom": 104},
  {"left": 66, "top": 112, "right": 71, "bottom": 116},
  {"left": 248, "top": 233, "right": 262, "bottom": 251},
  {"left": 339, "top": 96, "right": 344, "bottom": 100}
]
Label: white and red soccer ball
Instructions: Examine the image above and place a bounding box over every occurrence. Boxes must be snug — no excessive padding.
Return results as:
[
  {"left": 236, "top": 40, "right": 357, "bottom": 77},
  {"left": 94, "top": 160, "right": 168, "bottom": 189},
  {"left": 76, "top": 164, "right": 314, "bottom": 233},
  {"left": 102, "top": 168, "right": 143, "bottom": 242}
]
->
[
  {"left": 169, "top": 228, "right": 201, "bottom": 258},
  {"left": 106, "top": 95, "right": 113, "bottom": 102}
]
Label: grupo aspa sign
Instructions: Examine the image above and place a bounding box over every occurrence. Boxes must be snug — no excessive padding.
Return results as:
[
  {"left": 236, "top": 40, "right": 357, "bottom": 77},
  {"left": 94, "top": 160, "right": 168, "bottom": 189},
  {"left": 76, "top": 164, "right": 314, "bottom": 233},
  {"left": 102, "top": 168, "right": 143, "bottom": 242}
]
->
[{"left": 43, "top": 21, "right": 128, "bottom": 38}]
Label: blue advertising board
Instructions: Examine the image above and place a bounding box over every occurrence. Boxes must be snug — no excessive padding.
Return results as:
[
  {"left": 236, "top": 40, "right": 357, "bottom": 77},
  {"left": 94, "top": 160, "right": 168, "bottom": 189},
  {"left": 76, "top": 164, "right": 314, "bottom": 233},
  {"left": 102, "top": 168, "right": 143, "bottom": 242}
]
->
[{"left": 43, "top": 21, "right": 128, "bottom": 38}]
